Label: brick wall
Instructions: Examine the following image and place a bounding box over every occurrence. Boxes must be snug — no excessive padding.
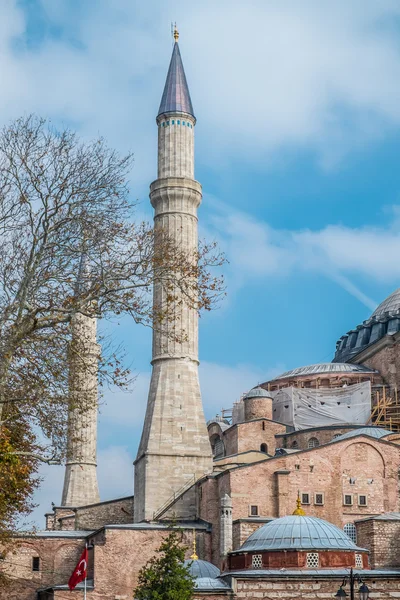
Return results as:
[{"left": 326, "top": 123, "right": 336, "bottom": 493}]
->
[
  {"left": 0, "top": 536, "right": 86, "bottom": 600},
  {"left": 276, "top": 426, "right": 357, "bottom": 450},
  {"left": 357, "top": 518, "right": 400, "bottom": 569},
  {"left": 224, "top": 420, "right": 285, "bottom": 457}
]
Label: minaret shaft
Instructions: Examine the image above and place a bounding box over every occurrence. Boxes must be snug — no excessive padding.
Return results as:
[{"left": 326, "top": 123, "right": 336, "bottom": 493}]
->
[
  {"left": 134, "top": 41, "right": 212, "bottom": 522},
  {"left": 61, "top": 312, "right": 100, "bottom": 507}
]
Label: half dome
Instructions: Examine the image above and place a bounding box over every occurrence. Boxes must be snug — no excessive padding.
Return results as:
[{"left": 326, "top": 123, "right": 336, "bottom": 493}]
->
[
  {"left": 236, "top": 515, "right": 364, "bottom": 553},
  {"left": 332, "top": 426, "right": 392, "bottom": 442}
]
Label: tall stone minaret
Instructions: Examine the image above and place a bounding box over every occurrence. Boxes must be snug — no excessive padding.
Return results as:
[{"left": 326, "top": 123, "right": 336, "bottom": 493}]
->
[
  {"left": 134, "top": 29, "right": 212, "bottom": 522},
  {"left": 61, "top": 258, "right": 100, "bottom": 507}
]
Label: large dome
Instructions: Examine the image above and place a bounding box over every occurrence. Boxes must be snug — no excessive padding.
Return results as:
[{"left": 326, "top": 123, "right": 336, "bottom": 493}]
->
[
  {"left": 334, "top": 288, "right": 400, "bottom": 363},
  {"left": 372, "top": 288, "right": 400, "bottom": 318},
  {"left": 272, "top": 362, "right": 376, "bottom": 380},
  {"left": 236, "top": 515, "right": 363, "bottom": 552}
]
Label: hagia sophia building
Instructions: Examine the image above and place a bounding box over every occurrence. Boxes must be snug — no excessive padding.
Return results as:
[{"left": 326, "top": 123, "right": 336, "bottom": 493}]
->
[{"left": 4, "top": 29, "right": 400, "bottom": 600}]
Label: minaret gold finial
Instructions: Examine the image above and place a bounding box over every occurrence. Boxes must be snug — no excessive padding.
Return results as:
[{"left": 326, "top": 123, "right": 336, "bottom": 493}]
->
[
  {"left": 190, "top": 530, "right": 198, "bottom": 560},
  {"left": 292, "top": 491, "right": 306, "bottom": 516},
  {"left": 173, "top": 23, "right": 179, "bottom": 42}
]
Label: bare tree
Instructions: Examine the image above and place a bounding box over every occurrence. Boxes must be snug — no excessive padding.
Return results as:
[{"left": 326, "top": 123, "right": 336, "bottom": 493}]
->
[{"left": 0, "top": 115, "right": 225, "bottom": 534}]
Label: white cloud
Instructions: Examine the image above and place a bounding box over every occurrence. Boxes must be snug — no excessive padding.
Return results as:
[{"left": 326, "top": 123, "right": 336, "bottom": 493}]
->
[
  {"left": 0, "top": 0, "right": 398, "bottom": 179},
  {"left": 206, "top": 201, "right": 400, "bottom": 309},
  {"left": 200, "top": 360, "right": 284, "bottom": 419}
]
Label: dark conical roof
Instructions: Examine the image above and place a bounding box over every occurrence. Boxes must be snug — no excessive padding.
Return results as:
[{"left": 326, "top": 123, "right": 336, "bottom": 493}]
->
[{"left": 158, "top": 42, "right": 194, "bottom": 118}]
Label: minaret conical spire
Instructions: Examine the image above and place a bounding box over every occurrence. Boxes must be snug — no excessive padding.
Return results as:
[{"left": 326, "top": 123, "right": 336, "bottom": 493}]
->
[{"left": 158, "top": 32, "right": 194, "bottom": 119}]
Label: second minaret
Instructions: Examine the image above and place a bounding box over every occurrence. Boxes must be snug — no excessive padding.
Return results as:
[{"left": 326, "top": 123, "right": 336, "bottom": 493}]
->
[{"left": 134, "top": 32, "right": 212, "bottom": 522}]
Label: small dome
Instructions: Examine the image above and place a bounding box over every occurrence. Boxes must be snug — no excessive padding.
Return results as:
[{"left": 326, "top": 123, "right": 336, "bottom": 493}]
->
[
  {"left": 183, "top": 559, "right": 229, "bottom": 591},
  {"left": 244, "top": 386, "right": 272, "bottom": 399},
  {"left": 372, "top": 288, "right": 400, "bottom": 318},
  {"left": 332, "top": 426, "right": 392, "bottom": 442},
  {"left": 183, "top": 559, "right": 220, "bottom": 579},
  {"left": 272, "top": 363, "right": 376, "bottom": 380},
  {"left": 237, "top": 515, "right": 363, "bottom": 552}
]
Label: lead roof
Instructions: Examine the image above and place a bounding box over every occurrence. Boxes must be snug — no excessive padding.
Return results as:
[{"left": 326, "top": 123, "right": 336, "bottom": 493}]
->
[{"left": 158, "top": 42, "right": 194, "bottom": 118}]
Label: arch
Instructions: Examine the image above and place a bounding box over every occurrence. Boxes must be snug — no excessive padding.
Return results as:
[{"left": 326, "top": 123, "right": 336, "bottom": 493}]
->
[
  {"left": 291, "top": 440, "right": 299, "bottom": 449},
  {"left": 260, "top": 443, "right": 268, "bottom": 454},
  {"left": 209, "top": 433, "right": 225, "bottom": 459},
  {"left": 308, "top": 437, "right": 320, "bottom": 449},
  {"left": 344, "top": 522, "right": 357, "bottom": 544},
  {"left": 339, "top": 441, "right": 386, "bottom": 477}
]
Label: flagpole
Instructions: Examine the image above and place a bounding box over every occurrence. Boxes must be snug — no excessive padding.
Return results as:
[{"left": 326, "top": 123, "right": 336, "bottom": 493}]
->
[{"left": 84, "top": 542, "right": 87, "bottom": 600}]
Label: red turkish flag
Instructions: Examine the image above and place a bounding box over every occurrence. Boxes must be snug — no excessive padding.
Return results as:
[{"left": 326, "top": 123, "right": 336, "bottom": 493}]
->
[{"left": 68, "top": 547, "right": 88, "bottom": 591}]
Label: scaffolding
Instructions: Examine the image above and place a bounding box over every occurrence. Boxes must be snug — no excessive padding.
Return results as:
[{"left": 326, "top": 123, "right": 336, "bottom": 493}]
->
[{"left": 368, "top": 387, "right": 400, "bottom": 432}]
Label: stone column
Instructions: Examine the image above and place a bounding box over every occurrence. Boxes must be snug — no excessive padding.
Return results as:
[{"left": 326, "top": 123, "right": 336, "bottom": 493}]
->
[
  {"left": 220, "top": 494, "right": 233, "bottom": 557},
  {"left": 61, "top": 312, "right": 100, "bottom": 507}
]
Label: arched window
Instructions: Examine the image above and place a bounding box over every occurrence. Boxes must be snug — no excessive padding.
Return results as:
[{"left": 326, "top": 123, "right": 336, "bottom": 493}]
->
[
  {"left": 260, "top": 443, "right": 268, "bottom": 453},
  {"left": 291, "top": 440, "right": 299, "bottom": 449},
  {"left": 344, "top": 522, "right": 357, "bottom": 544},
  {"left": 308, "top": 437, "right": 320, "bottom": 449}
]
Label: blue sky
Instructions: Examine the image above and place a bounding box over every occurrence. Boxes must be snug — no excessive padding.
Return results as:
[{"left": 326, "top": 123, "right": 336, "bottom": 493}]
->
[{"left": 6, "top": 0, "right": 400, "bottom": 524}]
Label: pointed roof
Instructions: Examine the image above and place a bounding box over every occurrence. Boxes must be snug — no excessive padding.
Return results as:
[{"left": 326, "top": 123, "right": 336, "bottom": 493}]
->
[{"left": 158, "top": 42, "right": 195, "bottom": 118}]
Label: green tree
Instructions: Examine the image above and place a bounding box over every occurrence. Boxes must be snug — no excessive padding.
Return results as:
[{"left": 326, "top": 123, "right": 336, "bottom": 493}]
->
[{"left": 134, "top": 530, "right": 195, "bottom": 600}]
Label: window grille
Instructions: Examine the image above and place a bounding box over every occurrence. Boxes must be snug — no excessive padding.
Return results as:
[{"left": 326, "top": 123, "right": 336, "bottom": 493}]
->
[
  {"left": 301, "top": 493, "right": 310, "bottom": 505},
  {"left": 314, "top": 493, "right": 324, "bottom": 505},
  {"left": 344, "top": 523, "right": 357, "bottom": 544},
  {"left": 308, "top": 437, "right": 320, "bottom": 449},
  {"left": 355, "top": 554, "right": 363, "bottom": 568},
  {"left": 252, "top": 554, "right": 263, "bottom": 569},
  {"left": 306, "top": 553, "right": 319, "bottom": 568}
]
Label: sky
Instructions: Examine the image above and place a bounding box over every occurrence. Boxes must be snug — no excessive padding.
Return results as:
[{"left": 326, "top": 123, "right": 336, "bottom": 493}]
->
[{"left": 5, "top": 0, "right": 400, "bottom": 526}]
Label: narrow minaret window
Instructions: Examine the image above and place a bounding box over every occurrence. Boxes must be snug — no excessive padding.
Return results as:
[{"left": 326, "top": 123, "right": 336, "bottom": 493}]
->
[
  {"left": 61, "top": 255, "right": 100, "bottom": 507},
  {"left": 134, "top": 29, "right": 212, "bottom": 522}
]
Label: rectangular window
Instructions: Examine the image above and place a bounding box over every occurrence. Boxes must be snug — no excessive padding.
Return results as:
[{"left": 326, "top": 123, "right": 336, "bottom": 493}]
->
[
  {"left": 343, "top": 494, "right": 353, "bottom": 506},
  {"left": 250, "top": 505, "right": 259, "bottom": 516},
  {"left": 314, "top": 493, "right": 324, "bottom": 506},
  {"left": 32, "top": 557, "right": 40, "bottom": 572},
  {"left": 301, "top": 493, "right": 310, "bottom": 505},
  {"left": 358, "top": 495, "right": 367, "bottom": 506}
]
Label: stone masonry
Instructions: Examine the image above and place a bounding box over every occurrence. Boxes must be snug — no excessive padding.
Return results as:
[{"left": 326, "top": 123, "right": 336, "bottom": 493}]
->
[
  {"left": 134, "top": 39, "right": 212, "bottom": 522},
  {"left": 61, "top": 312, "right": 100, "bottom": 507}
]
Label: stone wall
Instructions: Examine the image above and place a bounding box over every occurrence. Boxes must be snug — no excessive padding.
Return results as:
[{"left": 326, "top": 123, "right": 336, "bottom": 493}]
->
[
  {"left": 354, "top": 336, "right": 400, "bottom": 390},
  {"left": 233, "top": 576, "right": 400, "bottom": 599},
  {"left": 232, "top": 519, "right": 273, "bottom": 550},
  {"left": 75, "top": 496, "right": 134, "bottom": 530},
  {"left": 356, "top": 517, "right": 400, "bottom": 569}
]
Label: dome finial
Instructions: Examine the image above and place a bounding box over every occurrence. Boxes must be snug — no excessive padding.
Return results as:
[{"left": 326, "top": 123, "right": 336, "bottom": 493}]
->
[
  {"left": 292, "top": 491, "right": 306, "bottom": 516},
  {"left": 173, "top": 22, "right": 179, "bottom": 42},
  {"left": 190, "top": 529, "right": 198, "bottom": 560}
]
